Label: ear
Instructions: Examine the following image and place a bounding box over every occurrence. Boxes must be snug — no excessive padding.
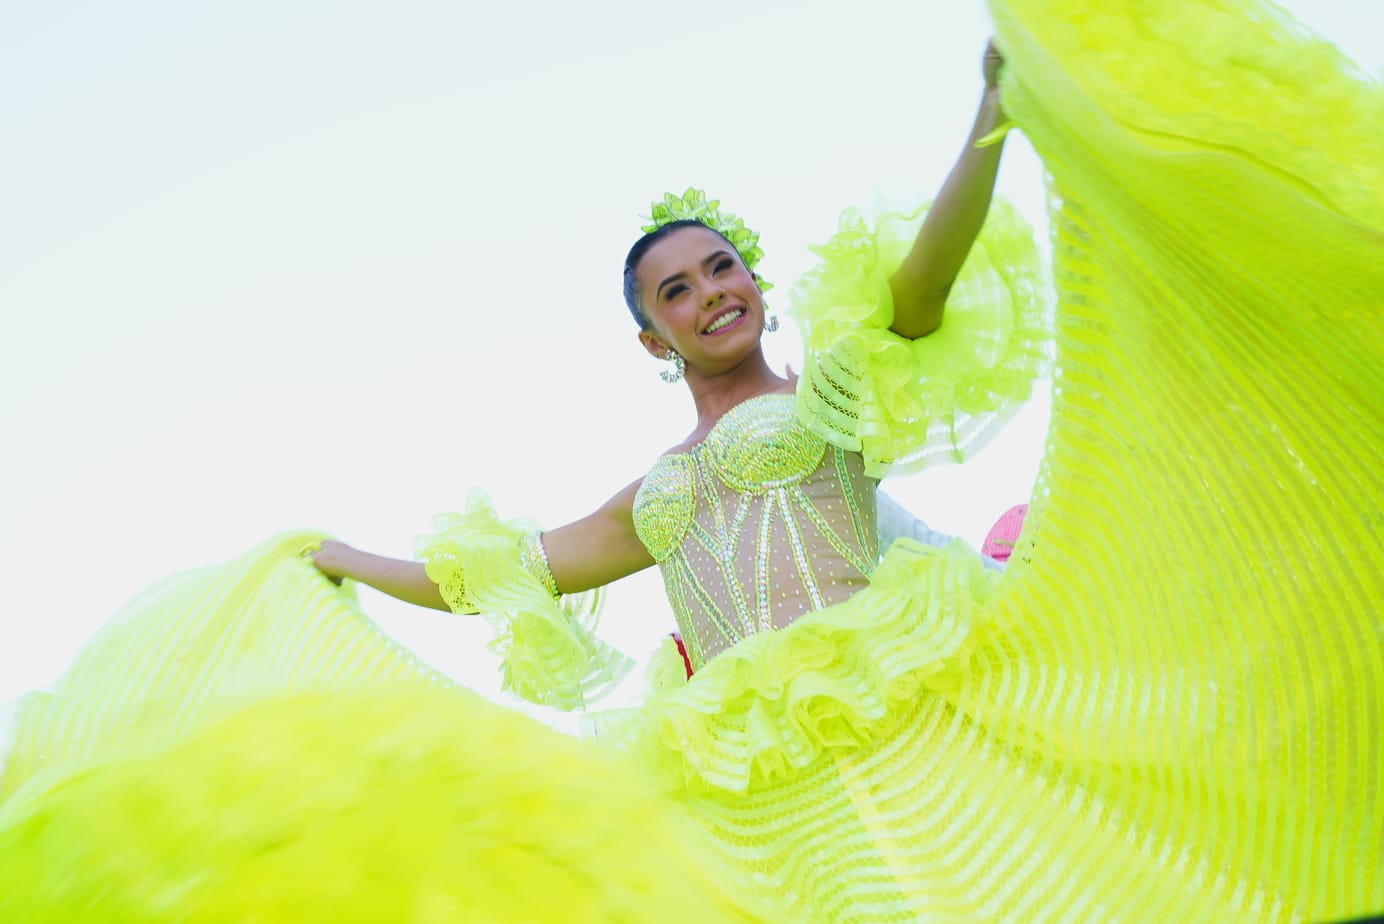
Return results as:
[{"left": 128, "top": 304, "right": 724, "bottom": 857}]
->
[{"left": 638, "top": 329, "right": 672, "bottom": 361}]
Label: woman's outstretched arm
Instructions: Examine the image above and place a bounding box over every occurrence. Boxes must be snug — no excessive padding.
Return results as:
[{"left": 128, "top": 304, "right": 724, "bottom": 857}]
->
[
  {"left": 889, "top": 41, "right": 1008, "bottom": 339},
  {"left": 312, "top": 541, "right": 450, "bottom": 609},
  {"left": 311, "top": 478, "right": 654, "bottom": 610}
]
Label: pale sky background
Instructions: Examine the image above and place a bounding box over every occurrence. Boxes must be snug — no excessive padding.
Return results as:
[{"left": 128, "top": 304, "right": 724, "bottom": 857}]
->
[{"left": 2, "top": 1, "right": 1380, "bottom": 726}]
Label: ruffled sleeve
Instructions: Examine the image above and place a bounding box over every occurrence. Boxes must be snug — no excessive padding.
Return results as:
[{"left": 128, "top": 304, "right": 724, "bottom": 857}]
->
[
  {"left": 416, "top": 490, "right": 633, "bottom": 710},
  {"left": 790, "top": 197, "right": 1051, "bottom": 477}
]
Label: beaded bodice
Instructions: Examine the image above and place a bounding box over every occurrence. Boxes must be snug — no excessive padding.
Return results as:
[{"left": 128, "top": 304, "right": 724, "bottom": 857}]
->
[{"left": 633, "top": 394, "right": 880, "bottom": 669}]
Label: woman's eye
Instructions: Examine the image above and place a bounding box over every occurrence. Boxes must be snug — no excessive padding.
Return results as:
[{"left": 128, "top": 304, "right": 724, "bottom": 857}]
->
[
  {"left": 665, "top": 284, "right": 688, "bottom": 300},
  {"left": 714, "top": 257, "right": 734, "bottom": 273}
]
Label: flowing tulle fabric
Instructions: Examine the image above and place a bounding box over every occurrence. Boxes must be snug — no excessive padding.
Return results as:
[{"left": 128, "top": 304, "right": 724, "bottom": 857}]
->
[
  {"left": 0, "top": 686, "right": 782, "bottom": 922},
  {"left": 1, "top": 1, "right": 1381, "bottom": 921},
  {"left": 597, "top": 5, "right": 1382, "bottom": 912}
]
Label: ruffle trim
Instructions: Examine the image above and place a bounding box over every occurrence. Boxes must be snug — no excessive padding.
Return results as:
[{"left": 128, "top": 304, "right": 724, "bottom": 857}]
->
[
  {"left": 607, "top": 539, "right": 998, "bottom": 794},
  {"left": 417, "top": 490, "right": 633, "bottom": 710},
  {"left": 790, "top": 198, "right": 1052, "bottom": 477}
]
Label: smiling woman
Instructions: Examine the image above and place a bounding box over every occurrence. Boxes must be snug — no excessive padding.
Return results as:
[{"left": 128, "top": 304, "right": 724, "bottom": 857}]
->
[
  {"left": 633, "top": 221, "right": 772, "bottom": 390},
  {"left": 1, "top": 1, "right": 1382, "bottom": 922}
]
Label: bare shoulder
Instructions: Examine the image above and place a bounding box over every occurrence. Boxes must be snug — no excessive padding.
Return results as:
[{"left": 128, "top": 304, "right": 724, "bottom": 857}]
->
[
  {"left": 661, "top": 434, "right": 704, "bottom": 457},
  {"left": 595, "top": 478, "right": 645, "bottom": 527}
]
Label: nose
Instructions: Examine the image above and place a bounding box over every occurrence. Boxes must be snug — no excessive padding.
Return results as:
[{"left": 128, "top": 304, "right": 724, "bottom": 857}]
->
[{"left": 701, "top": 284, "right": 726, "bottom": 310}]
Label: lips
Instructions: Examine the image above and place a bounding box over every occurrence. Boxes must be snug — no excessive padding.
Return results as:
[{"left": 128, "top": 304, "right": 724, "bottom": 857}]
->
[{"left": 701, "top": 307, "right": 746, "bottom": 335}]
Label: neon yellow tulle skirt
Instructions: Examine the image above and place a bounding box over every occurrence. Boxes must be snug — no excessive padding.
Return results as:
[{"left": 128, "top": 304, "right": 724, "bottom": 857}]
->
[
  {"left": 2, "top": 1, "right": 1381, "bottom": 920},
  {"left": 0, "top": 535, "right": 782, "bottom": 922}
]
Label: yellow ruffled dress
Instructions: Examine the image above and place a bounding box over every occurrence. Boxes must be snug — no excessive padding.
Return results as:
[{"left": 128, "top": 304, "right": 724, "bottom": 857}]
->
[{"left": 2, "top": 1, "right": 1381, "bottom": 921}]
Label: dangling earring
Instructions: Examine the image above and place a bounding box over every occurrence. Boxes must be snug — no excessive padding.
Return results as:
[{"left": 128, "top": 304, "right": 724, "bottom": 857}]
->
[
  {"left": 764, "top": 314, "right": 780, "bottom": 333},
  {"left": 660, "top": 351, "right": 686, "bottom": 384}
]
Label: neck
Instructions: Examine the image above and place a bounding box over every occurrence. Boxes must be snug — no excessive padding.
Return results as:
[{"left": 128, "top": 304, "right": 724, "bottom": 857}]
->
[{"left": 683, "top": 347, "right": 791, "bottom": 423}]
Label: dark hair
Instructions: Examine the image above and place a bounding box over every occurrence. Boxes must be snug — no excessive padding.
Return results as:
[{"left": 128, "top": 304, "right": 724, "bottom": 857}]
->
[{"left": 622, "top": 220, "right": 738, "bottom": 329}]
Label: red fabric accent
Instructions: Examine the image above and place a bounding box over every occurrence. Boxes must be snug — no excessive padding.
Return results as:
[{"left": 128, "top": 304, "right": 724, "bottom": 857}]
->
[{"left": 671, "top": 632, "right": 694, "bottom": 679}]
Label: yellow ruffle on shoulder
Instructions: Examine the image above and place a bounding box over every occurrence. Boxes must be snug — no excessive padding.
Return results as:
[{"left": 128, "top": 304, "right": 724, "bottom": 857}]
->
[{"left": 791, "top": 198, "right": 1052, "bottom": 476}]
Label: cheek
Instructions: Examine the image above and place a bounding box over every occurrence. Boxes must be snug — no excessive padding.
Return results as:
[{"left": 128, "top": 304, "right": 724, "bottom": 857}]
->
[{"left": 645, "top": 305, "right": 688, "bottom": 341}]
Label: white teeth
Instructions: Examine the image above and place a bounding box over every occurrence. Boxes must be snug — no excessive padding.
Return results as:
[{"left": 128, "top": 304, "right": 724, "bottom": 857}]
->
[{"left": 704, "top": 309, "right": 744, "bottom": 333}]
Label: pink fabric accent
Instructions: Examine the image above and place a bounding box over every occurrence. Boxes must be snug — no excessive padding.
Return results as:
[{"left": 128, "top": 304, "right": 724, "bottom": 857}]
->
[{"left": 982, "top": 504, "right": 1028, "bottom": 563}]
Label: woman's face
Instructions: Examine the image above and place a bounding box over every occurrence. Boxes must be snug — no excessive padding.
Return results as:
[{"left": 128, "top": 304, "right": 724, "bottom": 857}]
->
[{"left": 635, "top": 225, "right": 764, "bottom": 373}]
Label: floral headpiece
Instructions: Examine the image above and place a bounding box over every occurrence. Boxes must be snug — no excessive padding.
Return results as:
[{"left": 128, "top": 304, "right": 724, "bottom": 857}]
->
[{"left": 643, "top": 188, "right": 773, "bottom": 295}]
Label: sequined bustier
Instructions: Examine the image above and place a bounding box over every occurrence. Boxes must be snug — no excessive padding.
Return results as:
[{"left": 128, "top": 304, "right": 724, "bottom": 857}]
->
[{"left": 633, "top": 394, "right": 880, "bottom": 669}]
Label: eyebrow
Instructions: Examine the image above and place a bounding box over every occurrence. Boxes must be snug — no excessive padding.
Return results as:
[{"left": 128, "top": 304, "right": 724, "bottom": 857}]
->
[{"left": 655, "top": 249, "right": 736, "bottom": 301}]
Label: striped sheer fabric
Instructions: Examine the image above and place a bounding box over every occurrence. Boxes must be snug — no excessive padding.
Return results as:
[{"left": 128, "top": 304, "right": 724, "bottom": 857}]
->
[
  {"left": 968, "top": 0, "right": 1383, "bottom": 916},
  {"left": 0, "top": 532, "right": 450, "bottom": 810},
  {"left": 632, "top": 2, "right": 1383, "bottom": 919}
]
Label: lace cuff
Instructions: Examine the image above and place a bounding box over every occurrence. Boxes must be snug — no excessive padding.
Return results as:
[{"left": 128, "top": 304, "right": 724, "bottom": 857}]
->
[{"left": 519, "top": 533, "right": 561, "bottom": 599}]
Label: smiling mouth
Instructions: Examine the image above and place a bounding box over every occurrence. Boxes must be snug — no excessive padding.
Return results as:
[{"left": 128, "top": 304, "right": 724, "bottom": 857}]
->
[{"left": 702, "top": 308, "right": 746, "bottom": 335}]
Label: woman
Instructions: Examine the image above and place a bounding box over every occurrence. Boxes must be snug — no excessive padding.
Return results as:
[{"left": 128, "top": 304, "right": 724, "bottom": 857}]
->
[
  {"left": 2, "top": 1, "right": 1381, "bottom": 921},
  {"left": 309, "top": 41, "right": 1029, "bottom": 695}
]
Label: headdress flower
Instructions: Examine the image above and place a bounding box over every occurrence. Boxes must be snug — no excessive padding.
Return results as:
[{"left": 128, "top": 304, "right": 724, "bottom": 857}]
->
[{"left": 643, "top": 188, "right": 773, "bottom": 295}]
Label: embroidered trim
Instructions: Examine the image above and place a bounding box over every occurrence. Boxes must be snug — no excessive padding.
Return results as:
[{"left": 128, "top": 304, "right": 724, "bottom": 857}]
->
[{"left": 520, "top": 532, "right": 561, "bottom": 599}]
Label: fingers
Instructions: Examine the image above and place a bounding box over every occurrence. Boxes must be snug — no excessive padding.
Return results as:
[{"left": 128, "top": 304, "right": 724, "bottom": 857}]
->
[
  {"left": 983, "top": 38, "right": 1005, "bottom": 88},
  {"left": 306, "top": 540, "right": 347, "bottom": 585}
]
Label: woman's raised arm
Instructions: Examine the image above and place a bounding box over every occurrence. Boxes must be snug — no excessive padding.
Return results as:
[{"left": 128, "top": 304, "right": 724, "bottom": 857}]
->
[{"left": 888, "top": 41, "right": 1009, "bottom": 339}]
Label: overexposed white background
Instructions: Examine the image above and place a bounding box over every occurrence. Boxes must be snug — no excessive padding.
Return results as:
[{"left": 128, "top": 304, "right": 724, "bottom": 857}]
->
[{"left": 3, "top": 0, "right": 1378, "bottom": 722}]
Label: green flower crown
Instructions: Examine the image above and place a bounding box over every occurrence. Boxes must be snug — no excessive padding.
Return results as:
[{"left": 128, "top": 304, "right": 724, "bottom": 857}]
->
[{"left": 643, "top": 188, "right": 773, "bottom": 295}]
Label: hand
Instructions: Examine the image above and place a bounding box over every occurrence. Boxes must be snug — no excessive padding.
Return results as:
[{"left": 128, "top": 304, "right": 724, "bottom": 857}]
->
[
  {"left": 982, "top": 39, "right": 1004, "bottom": 89},
  {"left": 310, "top": 539, "right": 354, "bottom": 585}
]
